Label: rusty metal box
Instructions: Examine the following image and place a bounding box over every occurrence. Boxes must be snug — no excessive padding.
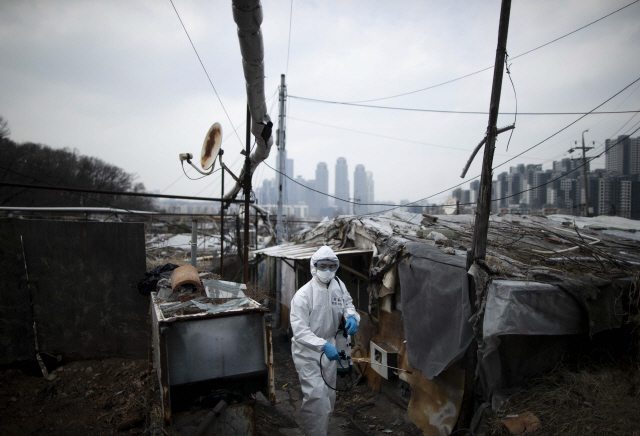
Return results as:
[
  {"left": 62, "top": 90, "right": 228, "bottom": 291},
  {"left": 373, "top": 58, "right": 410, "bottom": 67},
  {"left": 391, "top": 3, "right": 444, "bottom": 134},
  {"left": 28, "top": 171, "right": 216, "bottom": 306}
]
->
[{"left": 151, "top": 292, "right": 275, "bottom": 424}]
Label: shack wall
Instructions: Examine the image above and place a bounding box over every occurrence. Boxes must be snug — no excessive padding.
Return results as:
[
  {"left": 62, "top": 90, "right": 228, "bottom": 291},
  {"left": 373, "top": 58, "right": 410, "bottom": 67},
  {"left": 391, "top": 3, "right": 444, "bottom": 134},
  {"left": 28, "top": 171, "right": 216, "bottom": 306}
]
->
[{"left": 0, "top": 218, "right": 148, "bottom": 363}]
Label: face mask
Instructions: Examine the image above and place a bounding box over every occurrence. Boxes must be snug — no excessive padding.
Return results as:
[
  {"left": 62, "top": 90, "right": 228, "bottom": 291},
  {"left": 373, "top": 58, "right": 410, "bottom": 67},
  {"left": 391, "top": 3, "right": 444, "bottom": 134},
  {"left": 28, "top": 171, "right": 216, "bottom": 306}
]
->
[{"left": 316, "top": 269, "right": 335, "bottom": 283}]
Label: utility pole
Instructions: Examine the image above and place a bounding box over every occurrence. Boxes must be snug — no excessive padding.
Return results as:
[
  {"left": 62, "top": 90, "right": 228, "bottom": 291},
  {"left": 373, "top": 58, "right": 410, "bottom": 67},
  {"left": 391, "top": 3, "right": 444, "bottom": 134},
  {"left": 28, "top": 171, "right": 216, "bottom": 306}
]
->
[
  {"left": 469, "top": 0, "right": 512, "bottom": 264},
  {"left": 243, "top": 105, "right": 251, "bottom": 284},
  {"left": 463, "top": 2, "right": 513, "bottom": 429},
  {"left": 568, "top": 130, "right": 594, "bottom": 217},
  {"left": 277, "top": 74, "right": 287, "bottom": 245},
  {"left": 275, "top": 74, "right": 287, "bottom": 327}
]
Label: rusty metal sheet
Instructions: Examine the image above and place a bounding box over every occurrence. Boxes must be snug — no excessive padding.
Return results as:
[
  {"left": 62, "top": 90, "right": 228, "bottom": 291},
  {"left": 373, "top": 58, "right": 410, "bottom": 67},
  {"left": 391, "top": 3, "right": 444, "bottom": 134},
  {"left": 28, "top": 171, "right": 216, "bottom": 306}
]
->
[
  {"left": 151, "top": 292, "right": 270, "bottom": 424},
  {"left": 151, "top": 299, "right": 172, "bottom": 425},
  {"left": 407, "top": 366, "right": 466, "bottom": 436},
  {"left": 264, "top": 323, "right": 276, "bottom": 405}
]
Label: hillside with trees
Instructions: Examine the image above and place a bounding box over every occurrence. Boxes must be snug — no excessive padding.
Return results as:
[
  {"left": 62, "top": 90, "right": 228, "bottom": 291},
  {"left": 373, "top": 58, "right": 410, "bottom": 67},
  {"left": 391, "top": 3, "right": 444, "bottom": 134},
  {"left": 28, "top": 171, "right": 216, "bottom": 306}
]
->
[{"left": 0, "top": 116, "right": 156, "bottom": 211}]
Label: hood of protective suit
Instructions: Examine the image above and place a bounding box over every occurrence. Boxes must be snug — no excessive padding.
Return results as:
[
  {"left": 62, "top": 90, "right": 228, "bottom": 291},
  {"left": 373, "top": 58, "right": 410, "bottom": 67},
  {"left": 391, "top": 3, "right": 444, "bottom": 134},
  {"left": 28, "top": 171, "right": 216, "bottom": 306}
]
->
[{"left": 310, "top": 245, "right": 340, "bottom": 283}]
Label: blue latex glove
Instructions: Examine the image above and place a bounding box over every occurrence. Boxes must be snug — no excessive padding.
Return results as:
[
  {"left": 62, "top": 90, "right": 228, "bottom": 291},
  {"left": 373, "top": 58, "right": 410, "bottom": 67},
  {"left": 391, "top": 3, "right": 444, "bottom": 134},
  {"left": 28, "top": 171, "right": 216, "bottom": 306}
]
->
[
  {"left": 346, "top": 316, "right": 358, "bottom": 335},
  {"left": 323, "top": 343, "right": 340, "bottom": 361}
]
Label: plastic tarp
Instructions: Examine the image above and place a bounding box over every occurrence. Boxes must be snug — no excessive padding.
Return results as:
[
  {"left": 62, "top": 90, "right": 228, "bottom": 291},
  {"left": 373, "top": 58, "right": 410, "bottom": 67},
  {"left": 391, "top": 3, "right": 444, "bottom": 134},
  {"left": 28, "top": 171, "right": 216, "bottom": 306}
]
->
[
  {"left": 478, "top": 280, "right": 588, "bottom": 407},
  {"left": 282, "top": 260, "right": 296, "bottom": 309},
  {"left": 399, "top": 242, "right": 474, "bottom": 379}
]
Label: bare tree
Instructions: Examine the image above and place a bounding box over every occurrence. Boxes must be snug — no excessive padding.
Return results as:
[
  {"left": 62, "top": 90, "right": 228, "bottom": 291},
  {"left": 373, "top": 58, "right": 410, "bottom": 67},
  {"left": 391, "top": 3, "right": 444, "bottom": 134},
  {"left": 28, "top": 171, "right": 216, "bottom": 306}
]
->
[{"left": 0, "top": 116, "right": 10, "bottom": 139}]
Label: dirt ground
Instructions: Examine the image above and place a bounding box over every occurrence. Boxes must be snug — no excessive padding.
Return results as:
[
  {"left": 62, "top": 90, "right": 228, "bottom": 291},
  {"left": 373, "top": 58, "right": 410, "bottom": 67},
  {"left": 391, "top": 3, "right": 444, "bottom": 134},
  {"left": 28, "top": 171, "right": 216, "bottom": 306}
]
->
[
  {"left": 0, "top": 358, "right": 154, "bottom": 435},
  {"left": 0, "top": 329, "right": 420, "bottom": 436},
  {"left": 256, "top": 329, "right": 422, "bottom": 436}
]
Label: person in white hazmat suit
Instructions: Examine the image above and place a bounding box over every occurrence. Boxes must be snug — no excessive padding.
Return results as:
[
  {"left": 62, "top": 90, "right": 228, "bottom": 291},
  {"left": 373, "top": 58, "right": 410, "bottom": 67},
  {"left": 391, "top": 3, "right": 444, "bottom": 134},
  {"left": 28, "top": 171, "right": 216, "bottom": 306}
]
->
[{"left": 290, "top": 245, "right": 360, "bottom": 436}]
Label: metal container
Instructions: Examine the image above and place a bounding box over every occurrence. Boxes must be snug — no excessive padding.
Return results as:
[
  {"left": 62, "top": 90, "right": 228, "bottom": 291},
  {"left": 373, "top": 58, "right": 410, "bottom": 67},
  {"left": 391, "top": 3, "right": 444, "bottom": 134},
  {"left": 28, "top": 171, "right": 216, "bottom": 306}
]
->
[{"left": 151, "top": 291, "right": 275, "bottom": 425}]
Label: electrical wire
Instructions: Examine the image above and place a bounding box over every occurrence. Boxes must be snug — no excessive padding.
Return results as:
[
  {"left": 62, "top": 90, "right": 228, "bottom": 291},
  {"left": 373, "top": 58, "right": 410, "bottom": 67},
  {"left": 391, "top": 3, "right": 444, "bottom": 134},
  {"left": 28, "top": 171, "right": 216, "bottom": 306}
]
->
[
  {"left": 504, "top": 54, "right": 517, "bottom": 152},
  {"left": 492, "top": 76, "right": 640, "bottom": 172},
  {"left": 343, "top": 0, "right": 640, "bottom": 104},
  {"left": 160, "top": 173, "right": 185, "bottom": 194},
  {"left": 0, "top": 166, "right": 225, "bottom": 237},
  {"left": 181, "top": 161, "right": 222, "bottom": 180},
  {"left": 264, "top": 113, "right": 638, "bottom": 211},
  {"left": 288, "top": 116, "right": 544, "bottom": 161},
  {"left": 168, "top": 0, "right": 243, "bottom": 148},
  {"left": 351, "top": 104, "right": 640, "bottom": 217},
  {"left": 288, "top": 95, "right": 639, "bottom": 116},
  {"left": 285, "top": 0, "right": 293, "bottom": 77},
  {"left": 262, "top": 78, "right": 640, "bottom": 216}
]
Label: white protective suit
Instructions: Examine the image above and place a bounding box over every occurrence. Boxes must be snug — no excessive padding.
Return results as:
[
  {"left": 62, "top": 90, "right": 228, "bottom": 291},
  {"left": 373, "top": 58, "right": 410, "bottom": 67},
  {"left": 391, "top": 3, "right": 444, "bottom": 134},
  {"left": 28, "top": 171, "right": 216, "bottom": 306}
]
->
[{"left": 290, "top": 246, "right": 360, "bottom": 436}]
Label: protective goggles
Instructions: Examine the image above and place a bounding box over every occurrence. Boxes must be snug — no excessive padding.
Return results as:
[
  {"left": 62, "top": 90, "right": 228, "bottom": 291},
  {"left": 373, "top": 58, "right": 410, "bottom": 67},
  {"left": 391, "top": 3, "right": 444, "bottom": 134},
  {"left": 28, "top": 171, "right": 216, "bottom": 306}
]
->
[{"left": 315, "top": 261, "right": 338, "bottom": 272}]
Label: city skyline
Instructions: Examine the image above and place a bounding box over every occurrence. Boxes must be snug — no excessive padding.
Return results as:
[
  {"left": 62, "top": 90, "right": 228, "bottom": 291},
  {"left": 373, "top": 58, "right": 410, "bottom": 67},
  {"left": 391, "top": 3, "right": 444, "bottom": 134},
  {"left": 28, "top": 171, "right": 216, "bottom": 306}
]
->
[
  {"left": 256, "top": 156, "right": 377, "bottom": 218},
  {"left": 451, "top": 134, "right": 640, "bottom": 219}
]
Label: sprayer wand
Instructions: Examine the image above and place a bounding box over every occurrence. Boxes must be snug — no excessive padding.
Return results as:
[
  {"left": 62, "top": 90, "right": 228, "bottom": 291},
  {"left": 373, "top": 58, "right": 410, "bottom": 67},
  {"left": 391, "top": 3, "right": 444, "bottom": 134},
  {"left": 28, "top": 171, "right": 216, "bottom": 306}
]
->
[{"left": 351, "top": 358, "right": 413, "bottom": 374}]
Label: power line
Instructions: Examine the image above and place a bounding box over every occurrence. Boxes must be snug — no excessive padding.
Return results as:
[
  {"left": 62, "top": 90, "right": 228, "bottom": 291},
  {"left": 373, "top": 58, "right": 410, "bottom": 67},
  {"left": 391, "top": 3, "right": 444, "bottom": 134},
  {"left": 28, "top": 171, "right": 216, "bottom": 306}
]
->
[
  {"left": 288, "top": 116, "right": 544, "bottom": 161},
  {"left": 504, "top": 54, "right": 517, "bottom": 151},
  {"left": 288, "top": 95, "right": 639, "bottom": 116},
  {"left": 268, "top": 77, "right": 640, "bottom": 211},
  {"left": 262, "top": 78, "right": 640, "bottom": 216},
  {"left": 0, "top": 167, "right": 228, "bottom": 237},
  {"left": 345, "top": 0, "right": 640, "bottom": 104},
  {"left": 168, "top": 0, "right": 243, "bottom": 147},
  {"left": 492, "top": 76, "right": 640, "bottom": 171},
  {"left": 350, "top": 80, "right": 640, "bottom": 217},
  {"left": 285, "top": 0, "right": 293, "bottom": 76},
  {"left": 490, "top": 124, "right": 640, "bottom": 206},
  {"left": 262, "top": 161, "right": 400, "bottom": 207}
]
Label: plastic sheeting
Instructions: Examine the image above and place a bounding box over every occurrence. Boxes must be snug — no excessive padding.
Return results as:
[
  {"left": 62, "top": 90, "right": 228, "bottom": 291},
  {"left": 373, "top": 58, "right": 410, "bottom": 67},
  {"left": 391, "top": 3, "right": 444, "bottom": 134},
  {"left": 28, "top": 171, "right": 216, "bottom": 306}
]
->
[
  {"left": 478, "top": 280, "right": 588, "bottom": 408},
  {"left": 281, "top": 260, "right": 296, "bottom": 309},
  {"left": 398, "top": 242, "right": 474, "bottom": 379}
]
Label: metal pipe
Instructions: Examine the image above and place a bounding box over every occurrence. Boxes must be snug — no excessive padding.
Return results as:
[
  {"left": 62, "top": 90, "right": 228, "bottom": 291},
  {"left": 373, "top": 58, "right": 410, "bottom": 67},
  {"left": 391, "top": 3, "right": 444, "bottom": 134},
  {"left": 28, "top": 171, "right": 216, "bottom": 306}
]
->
[
  {"left": 244, "top": 105, "right": 251, "bottom": 284},
  {"left": 0, "top": 181, "right": 249, "bottom": 203},
  {"left": 226, "top": 0, "right": 274, "bottom": 200},
  {"left": 0, "top": 206, "right": 158, "bottom": 214},
  {"left": 191, "top": 220, "right": 198, "bottom": 267},
  {"left": 581, "top": 129, "right": 590, "bottom": 217},
  {"left": 460, "top": 124, "right": 515, "bottom": 178},
  {"left": 220, "top": 156, "right": 225, "bottom": 278},
  {"left": 275, "top": 73, "right": 286, "bottom": 328}
]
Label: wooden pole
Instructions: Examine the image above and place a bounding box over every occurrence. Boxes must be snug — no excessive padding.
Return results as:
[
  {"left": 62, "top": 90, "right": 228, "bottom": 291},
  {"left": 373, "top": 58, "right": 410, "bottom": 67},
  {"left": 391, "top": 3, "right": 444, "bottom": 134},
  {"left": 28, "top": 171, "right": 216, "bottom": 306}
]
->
[
  {"left": 470, "top": 0, "right": 512, "bottom": 264},
  {"left": 460, "top": 1, "right": 512, "bottom": 430}
]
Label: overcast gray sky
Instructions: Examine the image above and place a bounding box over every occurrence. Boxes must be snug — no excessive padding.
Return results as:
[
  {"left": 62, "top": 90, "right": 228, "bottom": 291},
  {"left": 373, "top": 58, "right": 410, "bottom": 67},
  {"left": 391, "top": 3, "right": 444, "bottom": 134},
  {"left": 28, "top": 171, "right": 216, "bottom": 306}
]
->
[{"left": 1, "top": 0, "right": 639, "bottom": 206}]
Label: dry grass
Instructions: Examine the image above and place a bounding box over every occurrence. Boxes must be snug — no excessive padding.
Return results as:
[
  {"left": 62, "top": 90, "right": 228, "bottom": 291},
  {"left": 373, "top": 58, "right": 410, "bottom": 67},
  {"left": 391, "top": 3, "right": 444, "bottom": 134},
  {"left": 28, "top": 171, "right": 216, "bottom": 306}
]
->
[
  {"left": 146, "top": 255, "right": 190, "bottom": 271},
  {"left": 487, "top": 362, "right": 640, "bottom": 436},
  {"left": 243, "top": 282, "right": 274, "bottom": 303}
]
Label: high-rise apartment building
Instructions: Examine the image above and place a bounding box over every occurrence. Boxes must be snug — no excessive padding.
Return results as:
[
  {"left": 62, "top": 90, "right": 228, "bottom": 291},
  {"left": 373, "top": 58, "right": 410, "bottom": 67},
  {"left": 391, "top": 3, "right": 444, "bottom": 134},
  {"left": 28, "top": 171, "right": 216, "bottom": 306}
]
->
[
  {"left": 354, "top": 164, "right": 368, "bottom": 215},
  {"left": 313, "top": 162, "right": 329, "bottom": 216},
  {"left": 605, "top": 135, "right": 640, "bottom": 176},
  {"left": 335, "top": 157, "right": 350, "bottom": 213},
  {"left": 366, "top": 171, "right": 374, "bottom": 208}
]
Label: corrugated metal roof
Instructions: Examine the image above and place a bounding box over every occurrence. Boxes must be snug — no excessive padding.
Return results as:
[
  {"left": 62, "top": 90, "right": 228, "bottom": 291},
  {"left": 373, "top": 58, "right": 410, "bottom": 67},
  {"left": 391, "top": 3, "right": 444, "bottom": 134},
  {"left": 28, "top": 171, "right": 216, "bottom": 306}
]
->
[{"left": 252, "top": 243, "right": 372, "bottom": 260}]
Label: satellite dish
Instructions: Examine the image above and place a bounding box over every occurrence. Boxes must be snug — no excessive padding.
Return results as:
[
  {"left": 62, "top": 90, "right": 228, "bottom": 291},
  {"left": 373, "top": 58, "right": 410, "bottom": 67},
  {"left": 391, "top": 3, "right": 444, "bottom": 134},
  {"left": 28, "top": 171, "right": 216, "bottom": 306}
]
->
[
  {"left": 443, "top": 198, "right": 457, "bottom": 215},
  {"left": 200, "top": 123, "right": 222, "bottom": 171}
]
